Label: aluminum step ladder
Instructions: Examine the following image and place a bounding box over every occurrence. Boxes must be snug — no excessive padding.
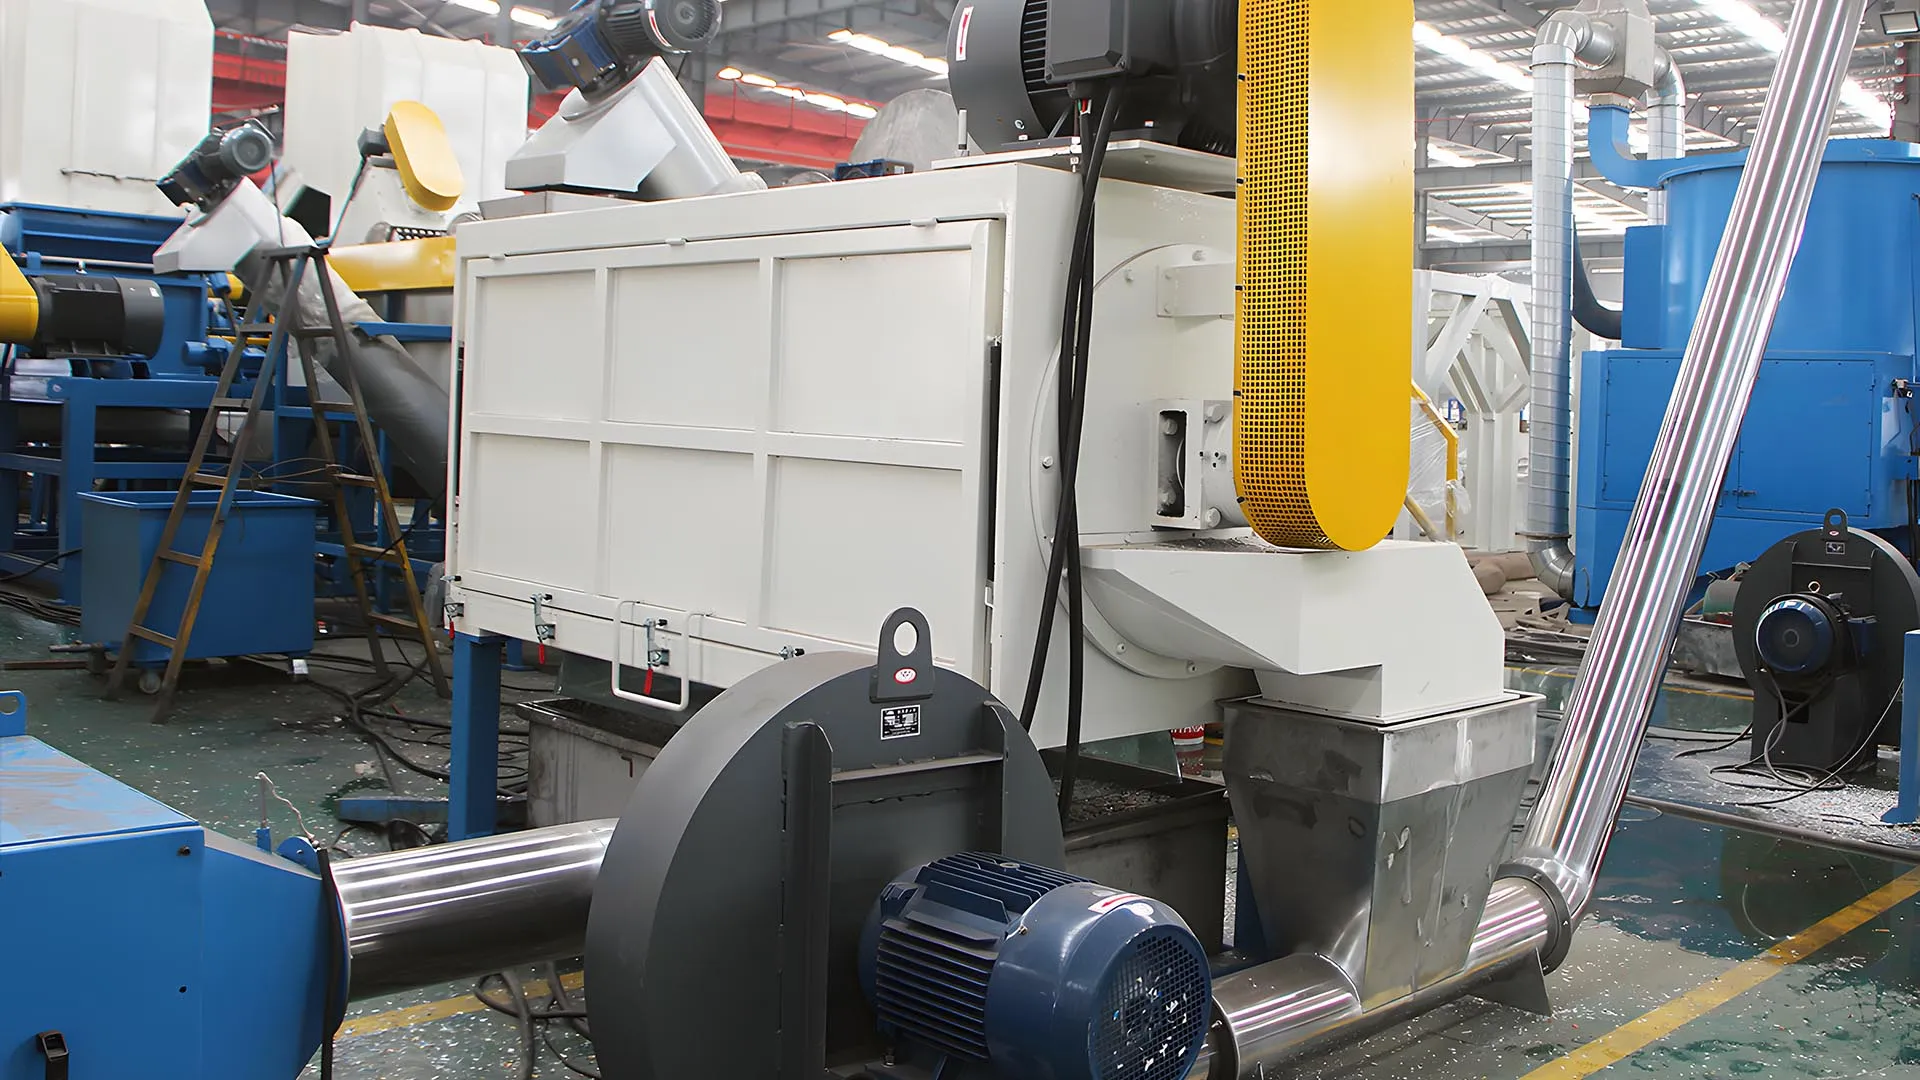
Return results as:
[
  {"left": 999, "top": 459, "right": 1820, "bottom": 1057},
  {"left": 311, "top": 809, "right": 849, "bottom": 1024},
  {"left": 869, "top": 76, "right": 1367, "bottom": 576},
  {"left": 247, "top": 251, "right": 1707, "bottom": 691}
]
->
[{"left": 106, "top": 244, "right": 449, "bottom": 721}]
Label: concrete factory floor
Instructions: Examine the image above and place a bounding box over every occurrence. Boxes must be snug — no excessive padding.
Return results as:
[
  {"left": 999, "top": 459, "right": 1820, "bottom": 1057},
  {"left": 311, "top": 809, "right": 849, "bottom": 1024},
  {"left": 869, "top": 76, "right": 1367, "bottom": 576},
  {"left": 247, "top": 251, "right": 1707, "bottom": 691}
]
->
[{"left": 7, "top": 608, "right": 1920, "bottom": 1078}]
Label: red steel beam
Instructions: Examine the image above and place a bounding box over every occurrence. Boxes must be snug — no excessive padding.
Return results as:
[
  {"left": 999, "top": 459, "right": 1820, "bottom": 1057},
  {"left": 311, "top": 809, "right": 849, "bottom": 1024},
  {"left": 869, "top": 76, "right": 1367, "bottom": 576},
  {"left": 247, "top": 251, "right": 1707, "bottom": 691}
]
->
[{"left": 211, "top": 52, "right": 863, "bottom": 169}]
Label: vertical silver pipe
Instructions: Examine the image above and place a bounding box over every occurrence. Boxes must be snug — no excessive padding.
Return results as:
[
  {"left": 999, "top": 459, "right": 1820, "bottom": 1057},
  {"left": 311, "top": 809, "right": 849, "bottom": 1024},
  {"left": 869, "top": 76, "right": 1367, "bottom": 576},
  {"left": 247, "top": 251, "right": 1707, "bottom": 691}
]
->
[
  {"left": 335, "top": 819, "right": 616, "bottom": 999},
  {"left": 1508, "top": 0, "right": 1867, "bottom": 923},
  {"left": 1524, "top": 14, "right": 1597, "bottom": 598},
  {"left": 1647, "top": 52, "right": 1688, "bottom": 225}
]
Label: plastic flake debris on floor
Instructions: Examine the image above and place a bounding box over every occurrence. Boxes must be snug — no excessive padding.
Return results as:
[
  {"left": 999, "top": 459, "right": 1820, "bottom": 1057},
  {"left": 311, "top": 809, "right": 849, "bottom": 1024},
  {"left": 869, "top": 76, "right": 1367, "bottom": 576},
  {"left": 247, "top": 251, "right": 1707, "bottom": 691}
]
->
[{"left": 9, "top": 605, "right": 1920, "bottom": 1078}]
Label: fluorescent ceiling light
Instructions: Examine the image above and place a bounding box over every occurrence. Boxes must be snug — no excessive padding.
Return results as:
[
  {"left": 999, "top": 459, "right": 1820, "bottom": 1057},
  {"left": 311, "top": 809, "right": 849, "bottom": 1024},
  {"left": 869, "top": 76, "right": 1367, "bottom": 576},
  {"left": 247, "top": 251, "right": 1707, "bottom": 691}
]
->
[
  {"left": 1427, "top": 142, "right": 1481, "bottom": 168},
  {"left": 1694, "top": 0, "right": 1889, "bottom": 128},
  {"left": 441, "top": 0, "right": 558, "bottom": 29},
  {"left": 723, "top": 69, "right": 881, "bottom": 118},
  {"left": 828, "top": 29, "right": 949, "bottom": 76},
  {"left": 1413, "top": 22, "right": 1531, "bottom": 94}
]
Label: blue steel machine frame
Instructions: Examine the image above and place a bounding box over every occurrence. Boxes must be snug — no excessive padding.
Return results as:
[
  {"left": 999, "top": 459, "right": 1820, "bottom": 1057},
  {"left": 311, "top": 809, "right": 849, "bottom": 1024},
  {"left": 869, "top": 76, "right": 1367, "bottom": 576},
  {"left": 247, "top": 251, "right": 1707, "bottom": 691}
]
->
[
  {"left": 0, "top": 203, "right": 254, "bottom": 605},
  {"left": 0, "top": 691, "right": 334, "bottom": 1078},
  {"left": 1572, "top": 116, "right": 1920, "bottom": 608}
]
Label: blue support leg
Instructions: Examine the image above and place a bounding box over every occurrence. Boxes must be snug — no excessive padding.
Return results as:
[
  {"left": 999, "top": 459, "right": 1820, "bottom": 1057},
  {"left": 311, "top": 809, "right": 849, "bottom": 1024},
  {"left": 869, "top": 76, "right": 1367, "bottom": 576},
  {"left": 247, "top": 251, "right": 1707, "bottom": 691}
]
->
[
  {"left": 57, "top": 393, "right": 96, "bottom": 605},
  {"left": 450, "top": 632, "right": 504, "bottom": 840},
  {"left": 1883, "top": 629, "right": 1920, "bottom": 824},
  {"left": 0, "top": 403, "right": 16, "bottom": 562}
]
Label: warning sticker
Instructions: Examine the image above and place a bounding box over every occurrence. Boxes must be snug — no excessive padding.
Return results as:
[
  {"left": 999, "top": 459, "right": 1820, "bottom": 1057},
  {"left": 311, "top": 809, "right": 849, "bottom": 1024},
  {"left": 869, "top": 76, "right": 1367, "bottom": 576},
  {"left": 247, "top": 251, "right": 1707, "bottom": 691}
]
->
[
  {"left": 1089, "top": 891, "right": 1146, "bottom": 914},
  {"left": 881, "top": 704, "right": 922, "bottom": 740},
  {"left": 954, "top": 6, "right": 973, "bottom": 61}
]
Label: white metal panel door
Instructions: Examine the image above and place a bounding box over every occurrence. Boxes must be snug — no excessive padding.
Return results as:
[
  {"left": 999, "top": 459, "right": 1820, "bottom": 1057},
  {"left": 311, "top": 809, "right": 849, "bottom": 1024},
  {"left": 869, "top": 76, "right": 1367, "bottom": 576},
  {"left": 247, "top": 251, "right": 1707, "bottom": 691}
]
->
[{"left": 451, "top": 218, "right": 1004, "bottom": 691}]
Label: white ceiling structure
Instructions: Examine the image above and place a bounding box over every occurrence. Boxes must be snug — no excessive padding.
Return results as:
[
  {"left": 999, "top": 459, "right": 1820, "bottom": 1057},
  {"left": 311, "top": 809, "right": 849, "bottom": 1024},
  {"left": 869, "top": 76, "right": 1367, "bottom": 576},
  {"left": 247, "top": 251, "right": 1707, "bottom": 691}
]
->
[
  {"left": 207, "top": 0, "right": 1904, "bottom": 266},
  {"left": 1415, "top": 0, "right": 1904, "bottom": 266}
]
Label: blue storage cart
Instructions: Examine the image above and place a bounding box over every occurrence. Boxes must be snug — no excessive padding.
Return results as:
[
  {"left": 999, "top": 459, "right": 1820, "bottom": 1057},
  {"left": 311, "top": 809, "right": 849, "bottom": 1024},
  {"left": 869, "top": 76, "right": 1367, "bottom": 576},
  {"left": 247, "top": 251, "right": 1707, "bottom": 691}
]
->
[{"left": 81, "top": 490, "right": 318, "bottom": 687}]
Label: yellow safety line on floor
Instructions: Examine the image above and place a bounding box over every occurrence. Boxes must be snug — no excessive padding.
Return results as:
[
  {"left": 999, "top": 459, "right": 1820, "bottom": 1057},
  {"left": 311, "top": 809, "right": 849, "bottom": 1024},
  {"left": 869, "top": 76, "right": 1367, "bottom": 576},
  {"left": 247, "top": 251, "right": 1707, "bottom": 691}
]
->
[
  {"left": 336, "top": 971, "right": 585, "bottom": 1040},
  {"left": 1521, "top": 865, "right": 1920, "bottom": 1079},
  {"left": 1511, "top": 666, "right": 1752, "bottom": 702}
]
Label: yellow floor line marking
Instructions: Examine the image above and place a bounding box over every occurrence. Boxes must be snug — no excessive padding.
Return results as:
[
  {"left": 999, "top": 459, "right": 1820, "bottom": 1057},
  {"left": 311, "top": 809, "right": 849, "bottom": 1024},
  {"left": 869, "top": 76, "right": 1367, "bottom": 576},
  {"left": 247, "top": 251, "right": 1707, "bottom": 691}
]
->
[
  {"left": 1522, "top": 866, "right": 1920, "bottom": 1079},
  {"left": 337, "top": 971, "right": 584, "bottom": 1040},
  {"left": 1510, "top": 666, "right": 1752, "bottom": 703}
]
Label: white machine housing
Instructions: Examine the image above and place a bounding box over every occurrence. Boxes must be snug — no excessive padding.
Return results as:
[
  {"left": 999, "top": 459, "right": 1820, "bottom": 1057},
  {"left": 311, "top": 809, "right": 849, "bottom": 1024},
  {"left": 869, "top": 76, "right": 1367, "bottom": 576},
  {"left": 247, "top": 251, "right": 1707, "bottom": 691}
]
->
[
  {"left": 0, "top": 0, "right": 211, "bottom": 216},
  {"left": 282, "top": 24, "right": 528, "bottom": 231},
  {"left": 446, "top": 162, "right": 1507, "bottom": 744}
]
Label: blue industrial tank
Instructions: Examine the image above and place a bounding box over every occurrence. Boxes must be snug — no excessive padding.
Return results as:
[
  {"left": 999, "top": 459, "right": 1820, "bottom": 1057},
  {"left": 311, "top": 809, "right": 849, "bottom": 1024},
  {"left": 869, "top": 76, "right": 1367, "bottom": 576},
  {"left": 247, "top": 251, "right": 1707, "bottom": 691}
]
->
[{"left": 1574, "top": 135, "right": 1920, "bottom": 608}]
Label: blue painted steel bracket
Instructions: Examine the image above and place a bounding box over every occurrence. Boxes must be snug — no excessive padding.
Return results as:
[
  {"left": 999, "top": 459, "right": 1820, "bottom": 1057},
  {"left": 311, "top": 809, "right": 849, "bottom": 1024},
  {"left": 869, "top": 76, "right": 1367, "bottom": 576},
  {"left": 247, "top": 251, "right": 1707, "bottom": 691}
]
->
[
  {"left": 450, "top": 633, "right": 505, "bottom": 840},
  {"left": 1885, "top": 629, "right": 1920, "bottom": 823},
  {"left": 0, "top": 691, "right": 20, "bottom": 737},
  {"left": 338, "top": 796, "right": 450, "bottom": 825}
]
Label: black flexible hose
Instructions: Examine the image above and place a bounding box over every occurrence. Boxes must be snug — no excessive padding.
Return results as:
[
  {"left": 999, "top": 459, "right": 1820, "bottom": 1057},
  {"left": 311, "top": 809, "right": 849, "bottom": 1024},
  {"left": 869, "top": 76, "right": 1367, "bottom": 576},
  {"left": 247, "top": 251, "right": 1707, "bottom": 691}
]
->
[{"left": 1572, "top": 232, "right": 1623, "bottom": 341}]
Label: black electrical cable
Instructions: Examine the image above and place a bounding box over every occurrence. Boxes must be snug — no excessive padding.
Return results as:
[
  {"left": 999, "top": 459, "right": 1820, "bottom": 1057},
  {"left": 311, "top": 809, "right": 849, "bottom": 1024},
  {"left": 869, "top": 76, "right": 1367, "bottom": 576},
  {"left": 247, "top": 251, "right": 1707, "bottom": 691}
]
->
[
  {"left": 1008, "top": 82, "right": 1126, "bottom": 826},
  {"left": 1672, "top": 721, "right": 1754, "bottom": 758},
  {"left": 475, "top": 968, "right": 598, "bottom": 1080},
  {"left": 1056, "top": 98, "right": 1114, "bottom": 824},
  {"left": 317, "top": 845, "right": 345, "bottom": 1080},
  {"left": 1906, "top": 396, "right": 1918, "bottom": 566},
  {"left": 0, "top": 547, "right": 80, "bottom": 583},
  {"left": 241, "top": 654, "right": 528, "bottom": 797},
  {"left": 1735, "top": 679, "right": 1903, "bottom": 808}
]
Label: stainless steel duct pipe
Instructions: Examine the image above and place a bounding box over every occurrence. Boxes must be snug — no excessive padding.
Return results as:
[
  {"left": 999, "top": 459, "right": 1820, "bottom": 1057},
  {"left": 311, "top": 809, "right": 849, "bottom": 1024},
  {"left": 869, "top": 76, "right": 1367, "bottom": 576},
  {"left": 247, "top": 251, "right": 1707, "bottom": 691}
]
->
[
  {"left": 1524, "top": 11, "right": 1616, "bottom": 597},
  {"left": 1508, "top": 0, "right": 1866, "bottom": 925},
  {"left": 333, "top": 819, "right": 615, "bottom": 1000},
  {"left": 1203, "top": 2, "right": 1866, "bottom": 1072},
  {"left": 1526, "top": 8, "right": 1680, "bottom": 597},
  {"left": 1204, "top": 879, "right": 1557, "bottom": 1077},
  {"left": 1647, "top": 51, "right": 1687, "bottom": 225}
]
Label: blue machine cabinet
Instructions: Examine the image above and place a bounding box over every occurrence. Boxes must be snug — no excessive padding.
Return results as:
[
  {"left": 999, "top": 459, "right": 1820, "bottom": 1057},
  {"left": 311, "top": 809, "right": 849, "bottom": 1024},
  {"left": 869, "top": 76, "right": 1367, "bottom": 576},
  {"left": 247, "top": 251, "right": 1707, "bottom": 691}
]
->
[
  {"left": 1574, "top": 121, "right": 1920, "bottom": 608},
  {"left": 0, "top": 203, "right": 254, "bottom": 604},
  {"left": 0, "top": 693, "right": 332, "bottom": 1078},
  {"left": 78, "top": 490, "right": 317, "bottom": 668}
]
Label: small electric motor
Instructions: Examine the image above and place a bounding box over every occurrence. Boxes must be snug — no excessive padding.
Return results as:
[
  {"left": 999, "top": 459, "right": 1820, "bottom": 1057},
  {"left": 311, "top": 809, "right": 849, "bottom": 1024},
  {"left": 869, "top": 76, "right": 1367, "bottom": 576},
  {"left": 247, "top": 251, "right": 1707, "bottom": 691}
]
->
[{"left": 1732, "top": 509, "right": 1920, "bottom": 772}]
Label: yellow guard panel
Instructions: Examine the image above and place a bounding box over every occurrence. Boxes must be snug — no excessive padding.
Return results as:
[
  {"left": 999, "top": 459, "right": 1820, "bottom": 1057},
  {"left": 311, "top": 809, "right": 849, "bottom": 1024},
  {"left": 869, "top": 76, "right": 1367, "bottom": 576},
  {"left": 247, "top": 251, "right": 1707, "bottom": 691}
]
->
[
  {"left": 384, "top": 101, "right": 465, "bottom": 213},
  {"left": 1235, "top": 0, "right": 1413, "bottom": 550},
  {"left": 0, "top": 246, "right": 38, "bottom": 343},
  {"left": 330, "top": 236, "right": 457, "bottom": 293}
]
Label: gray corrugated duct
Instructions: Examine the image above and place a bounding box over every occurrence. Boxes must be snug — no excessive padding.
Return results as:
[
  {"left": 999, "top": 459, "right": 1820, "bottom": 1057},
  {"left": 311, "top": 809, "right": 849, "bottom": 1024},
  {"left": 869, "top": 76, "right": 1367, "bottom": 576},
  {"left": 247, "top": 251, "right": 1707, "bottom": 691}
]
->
[
  {"left": 1647, "top": 50, "right": 1687, "bottom": 225},
  {"left": 1527, "top": 27, "right": 1687, "bottom": 599},
  {"left": 1523, "top": 13, "right": 1604, "bottom": 598},
  {"left": 239, "top": 248, "right": 449, "bottom": 500}
]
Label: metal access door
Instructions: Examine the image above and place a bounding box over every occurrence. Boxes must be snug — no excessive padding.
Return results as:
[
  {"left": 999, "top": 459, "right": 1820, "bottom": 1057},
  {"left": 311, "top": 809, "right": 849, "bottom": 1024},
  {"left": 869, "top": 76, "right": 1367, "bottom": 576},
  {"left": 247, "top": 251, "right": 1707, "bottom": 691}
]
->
[{"left": 449, "top": 218, "right": 1004, "bottom": 695}]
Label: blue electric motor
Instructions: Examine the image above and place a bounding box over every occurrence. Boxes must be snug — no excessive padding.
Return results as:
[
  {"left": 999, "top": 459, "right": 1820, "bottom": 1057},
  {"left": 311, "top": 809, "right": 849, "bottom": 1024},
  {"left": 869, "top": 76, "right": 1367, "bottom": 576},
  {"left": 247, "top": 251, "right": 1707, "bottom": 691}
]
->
[
  {"left": 859, "top": 853, "right": 1212, "bottom": 1080},
  {"left": 519, "top": 0, "right": 721, "bottom": 97}
]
